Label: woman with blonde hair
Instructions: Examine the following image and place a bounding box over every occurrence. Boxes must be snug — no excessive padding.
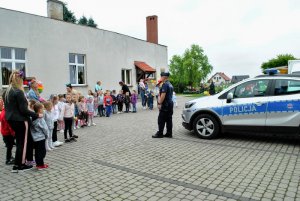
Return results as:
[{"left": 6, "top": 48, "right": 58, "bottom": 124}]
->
[{"left": 4, "top": 71, "right": 41, "bottom": 173}]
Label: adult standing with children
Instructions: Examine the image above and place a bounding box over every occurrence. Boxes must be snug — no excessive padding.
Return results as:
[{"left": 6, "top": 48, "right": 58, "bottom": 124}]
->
[
  {"left": 152, "top": 72, "right": 174, "bottom": 138},
  {"left": 4, "top": 71, "right": 42, "bottom": 172},
  {"left": 139, "top": 79, "right": 146, "bottom": 109},
  {"left": 119, "top": 81, "right": 131, "bottom": 96},
  {"left": 95, "top": 81, "right": 102, "bottom": 93}
]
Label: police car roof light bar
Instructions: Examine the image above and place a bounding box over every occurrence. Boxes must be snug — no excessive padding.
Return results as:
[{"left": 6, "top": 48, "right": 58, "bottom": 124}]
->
[{"left": 264, "top": 68, "right": 279, "bottom": 75}]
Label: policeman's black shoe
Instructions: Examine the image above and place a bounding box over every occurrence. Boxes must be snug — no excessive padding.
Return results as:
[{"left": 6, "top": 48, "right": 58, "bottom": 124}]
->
[
  {"left": 73, "top": 135, "right": 79, "bottom": 138},
  {"left": 164, "top": 134, "right": 173, "bottom": 138},
  {"left": 152, "top": 133, "right": 164, "bottom": 138}
]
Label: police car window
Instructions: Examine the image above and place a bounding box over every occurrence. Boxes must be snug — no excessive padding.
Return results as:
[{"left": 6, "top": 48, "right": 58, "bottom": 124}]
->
[
  {"left": 274, "top": 79, "right": 300, "bottom": 95},
  {"left": 234, "top": 80, "right": 269, "bottom": 98}
]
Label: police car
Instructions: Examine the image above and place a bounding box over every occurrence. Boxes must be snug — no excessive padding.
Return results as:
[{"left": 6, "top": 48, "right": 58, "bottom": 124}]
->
[{"left": 182, "top": 70, "right": 300, "bottom": 139}]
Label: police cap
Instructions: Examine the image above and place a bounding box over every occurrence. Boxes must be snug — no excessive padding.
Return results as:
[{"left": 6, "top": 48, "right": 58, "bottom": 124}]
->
[{"left": 160, "top": 72, "right": 170, "bottom": 77}]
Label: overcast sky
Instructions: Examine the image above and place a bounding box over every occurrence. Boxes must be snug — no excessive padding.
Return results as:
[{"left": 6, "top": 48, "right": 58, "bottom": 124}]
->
[{"left": 0, "top": 0, "right": 299, "bottom": 78}]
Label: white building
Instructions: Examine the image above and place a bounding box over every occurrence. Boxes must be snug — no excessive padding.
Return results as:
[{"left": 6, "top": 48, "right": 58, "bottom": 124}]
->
[
  {"left": 208, "top": 72, "right": 231, "bottom": 86},
  {"left": 0, "top": 0, "right": 168, "bottom": 98}
]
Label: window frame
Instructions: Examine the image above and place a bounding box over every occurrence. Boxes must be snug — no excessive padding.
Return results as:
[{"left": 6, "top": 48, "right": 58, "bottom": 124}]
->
[
  {"left": 69, "top": 53, "right": 87, "bottom": 86},
  {"left": 218, "top": 79, "right": 272, "bottom": 99},
  {"left": 121, "top": 69, "right": 132, "bottom": 86},
  {"left": 0, "top": 47, "right": 27, "bottom": 87},
  {"left": 272, "top": 79, "right": 300, "bottom": 96}
]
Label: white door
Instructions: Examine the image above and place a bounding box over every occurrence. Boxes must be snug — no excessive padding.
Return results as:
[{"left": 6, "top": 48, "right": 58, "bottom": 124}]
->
[
  {"left": 222, "top": 79, "right": 271, "bottom": 130},
  {"left": 266, "top": 79, "right": 300, "bottom": 128}
]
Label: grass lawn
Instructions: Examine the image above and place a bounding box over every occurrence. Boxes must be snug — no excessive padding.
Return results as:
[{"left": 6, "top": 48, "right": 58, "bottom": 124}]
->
[{"left": 178, "top": 93, "right": 206, "bottom": 98}]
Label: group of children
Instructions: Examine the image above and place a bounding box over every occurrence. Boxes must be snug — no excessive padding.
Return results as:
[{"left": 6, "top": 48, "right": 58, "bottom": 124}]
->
[{"left": 1, "top": 83, "right": 178, "bottom": 171}]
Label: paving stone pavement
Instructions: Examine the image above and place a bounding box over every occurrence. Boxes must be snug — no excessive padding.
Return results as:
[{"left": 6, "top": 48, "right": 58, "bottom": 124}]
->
[{"left": 1, "top": 95, "right": 300, "bottom": 201}]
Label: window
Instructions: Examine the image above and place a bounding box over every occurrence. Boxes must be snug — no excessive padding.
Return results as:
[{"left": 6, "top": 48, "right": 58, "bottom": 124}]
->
[
  {"left": 69, "top": 54, "right": 86, "bottom": 85},
  {"left": 121, "top": 69, "right": 132, "bottom": 85},
  {"left": 274, "top": 79, "right": 300, "bottom": 95},
  {"left": 234, "top": 80, "right": 269, "bottom": 98},
  {"left": 0, "top": 47, "right": 26, "bottom": 85}
]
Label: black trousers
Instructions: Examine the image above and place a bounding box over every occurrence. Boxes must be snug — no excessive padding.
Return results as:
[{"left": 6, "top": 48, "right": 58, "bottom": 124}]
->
[
  {"left": 98, "top": 105, "right": 105, "bottom": 117},
  {"left": 8, "top": 121, "right": 29, "bottom": 167},
  {"left": 52, "top": 121, "right": 58, "bottom": 142},
  {"left": 118, "top": 102, "right": 123, "bottom": 112},
  {"left": 158, "top": 108, "right": 173, "bottom": 135},
  {"left": 26, "top": 129, "right": 34, "bottom": 161},
  {"left": 125, "top": 103, "right": 130, "bottom": 112},
  {"left": 35, "top": 139, "right": 46, "bottom": 166},
  {"left": 3, "top": 135, "right": 14, "bottom": 162},
  {"left": 79, "top": 111, "right": 88, "bottom": 123},
  {"left": 64, "top": 117, "right": 73, "bottom": 140}
]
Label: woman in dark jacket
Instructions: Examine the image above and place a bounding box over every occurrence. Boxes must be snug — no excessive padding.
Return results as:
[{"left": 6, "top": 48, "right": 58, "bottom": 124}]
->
[
  {"left": 119, "top": 81, "right": 131, "bottom": 96},
  {"left": 4, "top": 71, "right": 40, "bottom": 173}
]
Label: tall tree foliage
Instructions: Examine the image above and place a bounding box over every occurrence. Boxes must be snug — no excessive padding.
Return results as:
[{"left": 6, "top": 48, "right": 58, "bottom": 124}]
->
[
  {"left": 63, "top": 4, "right": 98, "bottom": 28},
  {"left": 63, "top": 4, "right": 77, "bottom": 23},
  {"left": 169, "top": 44, "right": 213, "bottom": 93},
  {"left": 261, "top": 54, "right": 297, "bottom": 71},
  {"left": 87, "top": 18, "right": 97, "bottom": 28},
  {"left": 78, "top": 16, "right": 88, "bottom": 25}
]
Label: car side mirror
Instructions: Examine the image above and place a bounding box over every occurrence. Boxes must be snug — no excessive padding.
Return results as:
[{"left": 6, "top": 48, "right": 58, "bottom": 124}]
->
[{"left": 226, "top": 92, "right": 233, "bottom": 103}]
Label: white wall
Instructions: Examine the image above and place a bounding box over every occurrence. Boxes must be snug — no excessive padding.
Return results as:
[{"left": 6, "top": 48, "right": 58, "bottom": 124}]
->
[{"left": 0, "top": 8, "right": 168, "bottom": 98}]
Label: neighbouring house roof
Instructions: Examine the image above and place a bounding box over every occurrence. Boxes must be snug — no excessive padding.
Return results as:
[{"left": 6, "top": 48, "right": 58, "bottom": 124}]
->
[
  {"left": 231, "top": 75, "right": 250, "bottom": 84},
  {"left": 208, "top": 72, "right": 231, "bottom": 82},
  {"left": 134, "top": 61, "right": 156, "bottom": 73}
]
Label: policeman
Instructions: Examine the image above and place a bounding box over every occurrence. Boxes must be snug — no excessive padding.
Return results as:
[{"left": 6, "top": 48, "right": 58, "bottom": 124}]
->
[{"left": 152, "top": 72, "right": 174, "bottom": 138}]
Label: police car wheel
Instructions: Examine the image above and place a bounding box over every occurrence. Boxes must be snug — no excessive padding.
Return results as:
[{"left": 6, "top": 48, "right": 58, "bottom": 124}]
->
[{"left": 193, "top": 114, "right": 220, "bottom": 139}]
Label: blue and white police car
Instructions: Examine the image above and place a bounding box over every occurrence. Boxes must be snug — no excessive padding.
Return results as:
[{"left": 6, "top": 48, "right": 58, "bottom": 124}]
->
[{"left": 182, "top": 70, "right": 300, "bottom": 139}]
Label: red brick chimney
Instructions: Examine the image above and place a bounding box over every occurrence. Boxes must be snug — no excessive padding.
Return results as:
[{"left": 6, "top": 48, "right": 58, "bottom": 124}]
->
[{"left": 146, "top": 15, "right": 158, "bottom": 44}]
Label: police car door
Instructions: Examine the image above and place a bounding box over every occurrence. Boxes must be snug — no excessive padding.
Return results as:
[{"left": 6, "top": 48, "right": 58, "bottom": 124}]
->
[
  {"left": 266, "top": 78, "right": 300, "bottom": 134},
  {"left": 222, "top": 79, "right": 271, "bottom": 132}
]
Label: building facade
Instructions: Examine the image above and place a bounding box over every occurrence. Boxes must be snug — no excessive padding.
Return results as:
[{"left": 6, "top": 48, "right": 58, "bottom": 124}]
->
[
  {"left": 208, "top": 72, "right": 231, "bottom": 86},
  {"left": 0, "top": 1, "right": 168, "bottom": 98}
]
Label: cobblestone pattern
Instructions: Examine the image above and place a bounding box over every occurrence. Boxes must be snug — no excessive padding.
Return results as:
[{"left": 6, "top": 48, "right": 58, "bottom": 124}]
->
[{"left": 0, "top": 96, "right": 300, "bottom": 201}]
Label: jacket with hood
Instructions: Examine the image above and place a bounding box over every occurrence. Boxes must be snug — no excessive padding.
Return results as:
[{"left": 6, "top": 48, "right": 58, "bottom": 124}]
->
[{"left": 31, "top": 117, "right": 49, "bottom": 142}]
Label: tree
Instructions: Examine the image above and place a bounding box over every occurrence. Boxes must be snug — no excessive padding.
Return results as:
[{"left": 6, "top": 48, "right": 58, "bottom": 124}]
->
[
  {"left": 63, "top": 4, "right": 77, "bottom": 23},
  {"left": 261, "top": 54, "right": 297, "bottom": 71},
  {"left": 169, "top": 55, "right": 185, "bottom": 93},
  {"left": 87, "top": 17, "right": 98, "bottom": 28},
  {"left": 78, "top": 16, "right": 88, "bottom": 25},
  {"left": 169, "top": 44, "right": 213, "bottom": 93}
]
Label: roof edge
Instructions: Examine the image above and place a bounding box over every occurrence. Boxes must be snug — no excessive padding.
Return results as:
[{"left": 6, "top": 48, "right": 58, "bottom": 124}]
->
[{"left": 0, "top": 7, "right": 167, "bottom": 48}]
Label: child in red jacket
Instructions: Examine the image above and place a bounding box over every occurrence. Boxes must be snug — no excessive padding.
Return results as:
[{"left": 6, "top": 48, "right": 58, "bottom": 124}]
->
[
  {"left": 0, "top": 106, "right": 15, "bottom": 165},
  {"left": 103, "top": 90, "right": 113, "bottom": 117}
]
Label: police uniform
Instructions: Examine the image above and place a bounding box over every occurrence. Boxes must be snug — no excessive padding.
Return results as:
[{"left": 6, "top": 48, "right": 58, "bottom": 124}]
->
[{"left": 153, "top": 73, "right": 174, "bottom": 138}]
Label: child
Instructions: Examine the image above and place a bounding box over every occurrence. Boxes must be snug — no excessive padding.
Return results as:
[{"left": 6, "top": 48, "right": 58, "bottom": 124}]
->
[
  {"left": 124, "top": 92, "right": 131, "bottom": 113},
  {"left": 87, "top": 96, "right": 96, "bottom": 126},
  {"left": 78, "top": 96, "right": 88, "bottom": 128},
  {"left": 51, "top": 95, "right": 63, "bottom": 147},
  {"left": 116, "top": 90, "right": 124, "bottom": 114},
  {"left": 31, "top": 102, "right": 49, "bottom": 170},
  {"left": 43, "top": 101, "right": 55, "bottom": 151},
  {"left": 111, "top": 90, "right": 117, "bottom": 114},
  {"left": 59, "top": 94, "right": 76, "bottom": 143},
  {"left": 93, "top": 92, "right": 99, "bottom": 117},
  {"left": 97, "top": 91, "right": 105, "bottom": 117},
  {"left": 131, "top": 90, "right": 138, "bottom": 113},
  {"left": 172, "top": 91, "right": 178, "bottom": 108},
  {"left": 104, "top": 90, "right": 113, "bottom": 117},
  {"left": 147, "top": 90, "right": 155, "bottom": 110},
  {"left": 0, "top": 97, "right": 15, "bottom": 165},
  {"left": 57, "top": 94, "right": 65, "bottom": 133}
]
